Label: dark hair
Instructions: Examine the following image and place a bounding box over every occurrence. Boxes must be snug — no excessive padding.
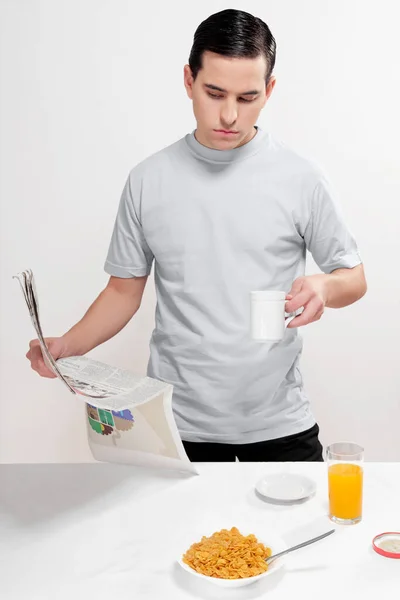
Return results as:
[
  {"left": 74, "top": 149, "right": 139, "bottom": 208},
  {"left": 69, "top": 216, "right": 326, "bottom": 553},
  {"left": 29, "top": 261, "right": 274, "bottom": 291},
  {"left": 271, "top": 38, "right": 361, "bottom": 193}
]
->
[{"left": 189, "top": 9, "right": 276, "bottom": 83}]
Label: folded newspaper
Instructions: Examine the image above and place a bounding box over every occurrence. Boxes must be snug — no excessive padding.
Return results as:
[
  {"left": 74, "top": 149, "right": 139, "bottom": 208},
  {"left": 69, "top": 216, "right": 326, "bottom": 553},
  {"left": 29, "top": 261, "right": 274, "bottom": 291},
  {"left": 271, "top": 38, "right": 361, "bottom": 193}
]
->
[{"left": 14, "top": 269, "right": 197, "bottom": 474}]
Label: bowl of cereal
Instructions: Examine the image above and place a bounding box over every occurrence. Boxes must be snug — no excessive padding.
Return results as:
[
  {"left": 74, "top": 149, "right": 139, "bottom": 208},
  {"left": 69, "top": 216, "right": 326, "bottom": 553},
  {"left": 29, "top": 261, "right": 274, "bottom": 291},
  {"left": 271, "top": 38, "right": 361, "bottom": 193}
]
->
[{"left": 178, "top": 526, "right": 286, "bottom": 588}]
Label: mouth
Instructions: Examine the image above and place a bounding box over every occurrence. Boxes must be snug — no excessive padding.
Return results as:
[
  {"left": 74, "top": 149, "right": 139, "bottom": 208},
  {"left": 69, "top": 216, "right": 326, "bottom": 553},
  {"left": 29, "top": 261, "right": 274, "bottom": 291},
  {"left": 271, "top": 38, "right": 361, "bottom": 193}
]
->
[{"left": 214, "top": 129, "right": 239, "bottom": 135}]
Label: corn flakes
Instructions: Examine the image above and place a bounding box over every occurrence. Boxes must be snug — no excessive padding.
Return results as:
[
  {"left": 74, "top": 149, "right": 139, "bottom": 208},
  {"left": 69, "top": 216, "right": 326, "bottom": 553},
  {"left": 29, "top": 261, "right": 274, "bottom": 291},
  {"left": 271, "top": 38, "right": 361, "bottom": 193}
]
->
[{"left": 182, "top": 527, "right": 272, "bottom": 579}]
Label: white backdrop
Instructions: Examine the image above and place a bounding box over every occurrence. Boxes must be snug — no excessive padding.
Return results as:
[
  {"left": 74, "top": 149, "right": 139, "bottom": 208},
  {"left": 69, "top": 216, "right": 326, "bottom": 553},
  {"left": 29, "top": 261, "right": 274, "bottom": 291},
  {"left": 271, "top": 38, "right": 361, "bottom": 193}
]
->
[{"left": 1, "top": 0, "right": 399, "bottom": 463}]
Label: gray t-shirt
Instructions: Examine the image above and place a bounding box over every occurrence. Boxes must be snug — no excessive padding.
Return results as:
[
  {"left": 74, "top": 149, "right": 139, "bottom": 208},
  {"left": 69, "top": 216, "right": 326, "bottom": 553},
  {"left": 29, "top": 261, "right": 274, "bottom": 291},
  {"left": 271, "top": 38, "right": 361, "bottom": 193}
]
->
[{"left": 105, "top": 128, "right": 362, "bottom": 444}]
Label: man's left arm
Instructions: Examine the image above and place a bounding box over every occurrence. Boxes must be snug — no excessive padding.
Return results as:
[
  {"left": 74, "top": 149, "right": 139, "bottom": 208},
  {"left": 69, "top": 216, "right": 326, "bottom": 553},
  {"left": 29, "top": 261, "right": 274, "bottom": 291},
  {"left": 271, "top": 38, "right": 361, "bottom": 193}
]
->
[
  {"left": 285, "top": 264, "right": 367, "bottom": 328},
  {"left": 286, "top": 174, "right": 367, "bottom": 328}
]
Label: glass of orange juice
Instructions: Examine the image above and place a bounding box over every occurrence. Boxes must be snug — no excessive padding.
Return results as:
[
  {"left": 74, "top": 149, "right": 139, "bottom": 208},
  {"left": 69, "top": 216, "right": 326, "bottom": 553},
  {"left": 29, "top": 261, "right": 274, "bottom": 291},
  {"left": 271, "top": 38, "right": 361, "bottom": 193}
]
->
[{"left": 327, "top": 442, "right": 364, "bottom": 525}]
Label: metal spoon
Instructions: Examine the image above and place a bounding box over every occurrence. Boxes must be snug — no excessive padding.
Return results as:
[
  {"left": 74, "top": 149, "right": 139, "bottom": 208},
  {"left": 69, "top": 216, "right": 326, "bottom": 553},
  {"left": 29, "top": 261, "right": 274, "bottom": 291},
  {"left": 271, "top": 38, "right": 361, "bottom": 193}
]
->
[{"left": 266, "top": 528, "right": 335, "bottom": 565}]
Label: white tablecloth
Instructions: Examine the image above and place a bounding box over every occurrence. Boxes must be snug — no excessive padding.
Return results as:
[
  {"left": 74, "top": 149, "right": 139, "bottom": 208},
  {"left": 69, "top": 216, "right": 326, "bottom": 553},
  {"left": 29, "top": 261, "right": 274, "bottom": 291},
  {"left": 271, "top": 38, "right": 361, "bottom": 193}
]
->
[{"left": 0, "top": 462, "right": 398, "bottom": 599}]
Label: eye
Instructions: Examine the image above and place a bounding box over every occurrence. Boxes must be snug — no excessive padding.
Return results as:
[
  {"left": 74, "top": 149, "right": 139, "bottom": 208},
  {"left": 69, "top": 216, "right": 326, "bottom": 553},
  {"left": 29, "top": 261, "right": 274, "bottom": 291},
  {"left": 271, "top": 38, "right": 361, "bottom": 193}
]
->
[
  {"left": 239, "top": 97, "right": 256, "bottom": 103},
  {"left": 208, "top": 92, "right": 223, "bottom": 99}
]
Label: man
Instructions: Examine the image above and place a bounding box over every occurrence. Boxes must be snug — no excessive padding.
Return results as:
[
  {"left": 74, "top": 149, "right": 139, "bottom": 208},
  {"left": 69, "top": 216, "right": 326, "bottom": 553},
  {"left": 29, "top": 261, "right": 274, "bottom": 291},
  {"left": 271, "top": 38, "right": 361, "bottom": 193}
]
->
[{"left": 27, "top": 9, "right": 367, "bottom": 462}]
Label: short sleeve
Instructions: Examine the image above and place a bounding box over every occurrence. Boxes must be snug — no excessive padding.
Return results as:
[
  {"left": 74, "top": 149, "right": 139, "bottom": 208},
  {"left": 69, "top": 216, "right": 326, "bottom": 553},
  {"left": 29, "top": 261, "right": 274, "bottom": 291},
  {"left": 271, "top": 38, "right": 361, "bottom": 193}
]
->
[
  {"left": 303, "top": 176, "right": 362, "bottom": 274},
  {"left": 104, "top": 173, "right": 154, "bottom": 278}
]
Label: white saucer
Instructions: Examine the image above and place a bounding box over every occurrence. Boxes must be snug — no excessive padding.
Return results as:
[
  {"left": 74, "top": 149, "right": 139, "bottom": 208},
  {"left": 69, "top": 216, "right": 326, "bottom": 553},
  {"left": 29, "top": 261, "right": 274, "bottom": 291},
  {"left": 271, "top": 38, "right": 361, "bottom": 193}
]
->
[{"left": 255, "top": 472, "right": 317, "bottom": 504}]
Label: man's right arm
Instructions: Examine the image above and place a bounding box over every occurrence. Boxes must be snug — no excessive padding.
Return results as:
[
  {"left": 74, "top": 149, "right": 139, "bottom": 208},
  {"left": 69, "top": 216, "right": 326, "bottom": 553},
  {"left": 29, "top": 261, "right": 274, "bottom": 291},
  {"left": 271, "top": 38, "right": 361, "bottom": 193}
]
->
[{"left": 27, "top": 275, "right": 148, "bottom": 378}]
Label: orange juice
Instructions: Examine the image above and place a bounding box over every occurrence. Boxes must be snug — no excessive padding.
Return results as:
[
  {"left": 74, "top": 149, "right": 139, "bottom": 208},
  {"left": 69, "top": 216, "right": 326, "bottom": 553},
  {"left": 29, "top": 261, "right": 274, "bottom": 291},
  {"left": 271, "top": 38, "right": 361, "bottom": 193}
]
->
[{"left": 328, "top": 463, "right": 363, "bottom": 520}]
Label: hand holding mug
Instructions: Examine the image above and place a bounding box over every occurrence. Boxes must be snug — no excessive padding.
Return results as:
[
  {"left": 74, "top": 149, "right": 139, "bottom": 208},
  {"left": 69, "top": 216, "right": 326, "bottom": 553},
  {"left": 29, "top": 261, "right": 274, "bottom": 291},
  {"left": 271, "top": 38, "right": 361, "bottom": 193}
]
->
[
  {"left": 285, "top": 275, "right": 327, "bottom": 328},
  {"left": 250, "top": 275, "right": 327, "bottom": 342}
]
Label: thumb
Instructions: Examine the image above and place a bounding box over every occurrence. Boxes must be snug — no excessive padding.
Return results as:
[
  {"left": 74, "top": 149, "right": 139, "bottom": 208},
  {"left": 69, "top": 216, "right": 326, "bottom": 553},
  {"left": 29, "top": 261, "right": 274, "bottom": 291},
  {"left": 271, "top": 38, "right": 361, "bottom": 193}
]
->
[
  {"left": 287, "top": 277, "right": 304, "bottom": 299},
  {"left": 46, "top": 337, "right": 67, "bottom": 360}
]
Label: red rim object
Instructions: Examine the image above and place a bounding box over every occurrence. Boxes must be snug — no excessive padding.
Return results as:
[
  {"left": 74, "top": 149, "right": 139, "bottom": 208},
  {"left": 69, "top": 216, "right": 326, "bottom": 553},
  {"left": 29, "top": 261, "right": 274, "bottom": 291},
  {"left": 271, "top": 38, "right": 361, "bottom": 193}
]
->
[{"left": 372, "top": 532, "right": 400, "bottom": 559}]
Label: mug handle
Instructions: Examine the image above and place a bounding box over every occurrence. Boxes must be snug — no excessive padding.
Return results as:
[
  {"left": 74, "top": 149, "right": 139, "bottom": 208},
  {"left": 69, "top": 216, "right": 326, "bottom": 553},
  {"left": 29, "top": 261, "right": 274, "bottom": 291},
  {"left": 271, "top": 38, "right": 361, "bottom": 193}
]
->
[
  {"left": 284, "top": 300, "right": 298, "bottom": 328},
  {"left": 284, "top": 314, "right": 296, "bottom": 328}
]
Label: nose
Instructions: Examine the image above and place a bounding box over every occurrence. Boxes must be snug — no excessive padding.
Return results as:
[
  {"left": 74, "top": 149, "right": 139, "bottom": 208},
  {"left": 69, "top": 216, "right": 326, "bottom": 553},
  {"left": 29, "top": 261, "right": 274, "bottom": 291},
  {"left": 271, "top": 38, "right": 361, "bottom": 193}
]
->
[{"left": 220, "top": 99, "right": 238, "bottom": 128}]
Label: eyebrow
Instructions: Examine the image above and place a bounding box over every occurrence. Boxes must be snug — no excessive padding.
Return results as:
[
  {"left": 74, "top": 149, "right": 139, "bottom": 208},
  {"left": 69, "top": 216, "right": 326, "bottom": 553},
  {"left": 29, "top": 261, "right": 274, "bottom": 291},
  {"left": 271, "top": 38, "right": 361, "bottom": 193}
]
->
[{"left": 204, "top": 84, "right": 260, "bottom": 96}]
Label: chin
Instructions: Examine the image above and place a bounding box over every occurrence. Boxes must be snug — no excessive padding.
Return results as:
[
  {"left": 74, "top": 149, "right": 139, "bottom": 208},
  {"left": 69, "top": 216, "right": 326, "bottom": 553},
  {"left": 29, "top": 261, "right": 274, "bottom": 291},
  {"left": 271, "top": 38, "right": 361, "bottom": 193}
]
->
[{"left": 211, "top": 138, "right": 242, "bottom": 151}]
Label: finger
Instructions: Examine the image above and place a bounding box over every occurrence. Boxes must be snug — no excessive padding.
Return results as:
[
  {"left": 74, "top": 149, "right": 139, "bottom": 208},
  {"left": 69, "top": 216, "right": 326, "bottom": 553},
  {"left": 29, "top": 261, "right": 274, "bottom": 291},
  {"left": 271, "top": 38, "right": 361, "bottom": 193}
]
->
[
  {"left": 37, "top": 368, "right": 57, "bottom": 379},
  {"left": 30, "top": 345, "right": 44, "bottom": 364},
  {"left": 303, "top": 308, "right": 325, "bottom": 324},
  {"left": 38, "top": 368, "right": 57, "bottom": 379},
  {"left": 288, "top": 304, "right": 323, "bottom": 328},
  {"left": 287, "top": 298, "right": 324, "bottom": 328},
  {"left": 314, "top": 309, "right": 324, "bottom": 322},
  {"left": 286, "top": 289, "right": 314, "bottom": 313},
  {"left": 33, "top": 358, "right": 57, "bottom": 378},
  {"left": 287, "top": 277, "right": 304, "bottom": 298},
  {"left": 30, "top": 355, "right": 44, "bottom": 372}
]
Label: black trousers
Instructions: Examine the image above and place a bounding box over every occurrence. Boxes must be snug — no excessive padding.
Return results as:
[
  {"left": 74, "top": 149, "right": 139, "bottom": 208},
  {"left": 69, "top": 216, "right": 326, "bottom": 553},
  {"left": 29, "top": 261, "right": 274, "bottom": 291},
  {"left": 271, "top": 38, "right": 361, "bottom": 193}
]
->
[{"left": 182, "top": 423, "right": 324, "bottom": 462}]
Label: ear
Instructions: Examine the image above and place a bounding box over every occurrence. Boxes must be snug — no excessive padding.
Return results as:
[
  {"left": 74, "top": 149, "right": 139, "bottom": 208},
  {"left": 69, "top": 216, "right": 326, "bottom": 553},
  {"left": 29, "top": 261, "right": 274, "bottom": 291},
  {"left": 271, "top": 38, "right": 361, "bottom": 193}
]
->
[
  {"left": 263, "top": 76, "right": 276, "bottom": 107},
  {"left": 183, "top": 64, "right": 194, "bottom": 99}
]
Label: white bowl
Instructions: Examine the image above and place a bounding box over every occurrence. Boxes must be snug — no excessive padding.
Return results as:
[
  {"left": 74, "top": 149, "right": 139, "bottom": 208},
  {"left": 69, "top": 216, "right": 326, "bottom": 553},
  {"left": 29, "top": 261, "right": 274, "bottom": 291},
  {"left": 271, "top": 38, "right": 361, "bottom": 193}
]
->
[{"left": 178, "top": 532, "right": 286, "bottom": 588}]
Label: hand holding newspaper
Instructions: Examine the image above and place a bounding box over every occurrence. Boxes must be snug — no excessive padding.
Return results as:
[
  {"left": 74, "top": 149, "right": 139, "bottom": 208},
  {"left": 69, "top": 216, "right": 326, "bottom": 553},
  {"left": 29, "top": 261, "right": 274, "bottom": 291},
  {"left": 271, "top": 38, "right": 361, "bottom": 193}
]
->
[{"left": 14, "top": 269, "right": 197, "bottom": 474}]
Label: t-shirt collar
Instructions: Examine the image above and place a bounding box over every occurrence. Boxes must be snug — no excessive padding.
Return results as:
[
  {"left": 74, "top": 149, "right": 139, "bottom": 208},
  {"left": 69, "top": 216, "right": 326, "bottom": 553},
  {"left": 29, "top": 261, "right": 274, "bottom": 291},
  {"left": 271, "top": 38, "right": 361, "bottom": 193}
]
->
[{"left": 185, "top": 126, "right": 267, "bottom": 163}]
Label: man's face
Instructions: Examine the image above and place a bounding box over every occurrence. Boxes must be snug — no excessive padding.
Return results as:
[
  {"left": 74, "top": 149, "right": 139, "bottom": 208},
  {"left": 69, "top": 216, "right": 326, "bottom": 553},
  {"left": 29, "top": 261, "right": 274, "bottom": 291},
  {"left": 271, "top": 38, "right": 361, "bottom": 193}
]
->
[{"left": 184, "top": 51, "right": 276, "bottom": 150}]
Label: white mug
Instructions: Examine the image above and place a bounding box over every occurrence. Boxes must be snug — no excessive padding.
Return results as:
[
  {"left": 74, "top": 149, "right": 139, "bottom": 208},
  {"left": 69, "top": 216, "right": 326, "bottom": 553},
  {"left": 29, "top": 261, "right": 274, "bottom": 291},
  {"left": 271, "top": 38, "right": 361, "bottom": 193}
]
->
[{"left": 250, "top": 290, "right": 296, "bottom": 342}]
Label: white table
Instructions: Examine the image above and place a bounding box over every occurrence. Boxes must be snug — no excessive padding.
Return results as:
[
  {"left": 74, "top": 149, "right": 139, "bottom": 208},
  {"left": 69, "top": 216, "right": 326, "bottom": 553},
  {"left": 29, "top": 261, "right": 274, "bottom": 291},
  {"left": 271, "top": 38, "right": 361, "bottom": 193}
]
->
[{"left": 0, "top": 462, "right": 398, "bottom": 599}]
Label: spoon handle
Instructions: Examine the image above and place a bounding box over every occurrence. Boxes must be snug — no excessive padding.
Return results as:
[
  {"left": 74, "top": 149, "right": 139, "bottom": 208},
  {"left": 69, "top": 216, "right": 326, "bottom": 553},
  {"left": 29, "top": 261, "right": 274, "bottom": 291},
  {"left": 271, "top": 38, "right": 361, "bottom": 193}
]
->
[{"left": 266, "top": 528, "right": 335, "bottom": 564}]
